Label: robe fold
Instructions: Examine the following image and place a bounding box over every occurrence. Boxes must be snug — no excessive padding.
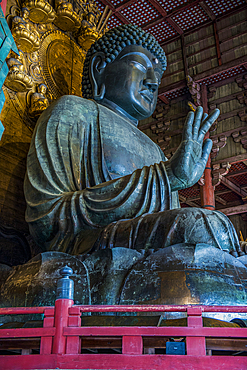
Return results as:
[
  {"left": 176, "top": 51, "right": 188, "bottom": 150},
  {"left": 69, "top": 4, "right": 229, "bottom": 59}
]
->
[{"left": 24, "top": 95, "right": 241, "bottom": 256}]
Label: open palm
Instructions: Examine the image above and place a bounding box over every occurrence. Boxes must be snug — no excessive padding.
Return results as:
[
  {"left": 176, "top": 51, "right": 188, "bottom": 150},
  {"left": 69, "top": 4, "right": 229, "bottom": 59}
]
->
[{"left": 165, "top": 106, "right": 220, "bottom": 191}]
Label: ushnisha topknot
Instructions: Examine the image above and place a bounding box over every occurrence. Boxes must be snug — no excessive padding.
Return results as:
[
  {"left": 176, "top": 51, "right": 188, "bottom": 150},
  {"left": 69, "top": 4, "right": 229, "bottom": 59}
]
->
[{"left": 82, "top": 24, "right": 167, "bottom": 99}]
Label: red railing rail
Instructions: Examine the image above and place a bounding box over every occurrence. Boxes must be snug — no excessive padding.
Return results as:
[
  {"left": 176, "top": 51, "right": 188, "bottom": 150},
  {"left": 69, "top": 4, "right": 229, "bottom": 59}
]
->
[
  {"left": 0, "top": 306, "right": 52, "bottom": 315},
  {"left": 1, "top": 299, "right": 247, "bottom": 370},
  {"left": 76, "top": 304, "right": 247, "bottom": 313},
  {"left": 1, "top": 267, "right": 247, "bottom": 369}
]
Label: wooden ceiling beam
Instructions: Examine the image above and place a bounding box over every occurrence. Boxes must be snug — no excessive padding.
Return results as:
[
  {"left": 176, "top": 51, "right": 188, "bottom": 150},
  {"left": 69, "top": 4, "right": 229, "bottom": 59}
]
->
[
  {"left": 221, "top": 176, "right": 247, "bottom": 198},
  {"left": 217, "top": 108, "right": 246, "bottom": 122},
  {"left": 213, "top": 21, "right": 222, "bottom": 66},
  {"left": 142, "top": 0, "right": 201, "bottom": 31},
  {"left": 215, "top": 189, "right": 233, "bottom": 196},
  {"left": 219, "top": 203, "right": 247, "bottom": 216},
  {"left": 167, "top": 18, "right": 183, "bottom": 35},
  {"left": 208, "top": 92, "right": 245, "bottom": 107},
  {"left": 146, "top": 0, "right": 167, "bottom": 17},
  {"left": 179, "top": 194, "right": 199, "bottom": 207},
  {"left": 158, "top": 80, "right": 187, "bottom": 96},
  {"left": 159, "top": 56, "right": 247, "bottom": 96},
  {"left": 195, "top": 57, "right": 247, "bottom": 83},
  {"left": 199, "top": 1, "right": 215, "bottom": 21},
  {"left": 179, "top": 188, "right": 235, "bottom": 203},
  {"left": 160, "top": 4, "right": 247, "bottom": 47},
  {"left": 226, "top": 169, "right": 247, "bottom": 178},
  {"left": 99, "top": 0, "right": 130, "bottom": 23},
  {"left": 213, "top": 153, "right": 247, "bottom": 165},
  {"left": 158, "top": 95, "right": 170, "bottom": 105},
  {"left": 215, "top": 195, "right": 227, "bottom": 206}
]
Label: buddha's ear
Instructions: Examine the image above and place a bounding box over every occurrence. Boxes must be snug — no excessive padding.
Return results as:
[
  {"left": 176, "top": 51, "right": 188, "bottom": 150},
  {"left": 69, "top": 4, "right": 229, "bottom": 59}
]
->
[{"left": 90, "top": 52, "right": 106, "bottom": 100}]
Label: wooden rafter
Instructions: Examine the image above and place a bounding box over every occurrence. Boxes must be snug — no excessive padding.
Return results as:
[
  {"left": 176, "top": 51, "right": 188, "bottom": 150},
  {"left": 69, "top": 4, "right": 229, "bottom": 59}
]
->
[
  {"left": 214, "top": 154, "right": 247, "bottom": 165},
  {"left": 221, "top": 176, "right": 247, "bottom": 199},
  {"left": 215, "top": 195, "right": 227, "bottom": 206},
  {"left": 179, "top": 194, "right": 198, "bottom": 207},
  {"left": 219, "top": 203, "right": 247, "bottom": 216},
  {"left": 226, "top": 169, "right": 247, "bottom": 179}
]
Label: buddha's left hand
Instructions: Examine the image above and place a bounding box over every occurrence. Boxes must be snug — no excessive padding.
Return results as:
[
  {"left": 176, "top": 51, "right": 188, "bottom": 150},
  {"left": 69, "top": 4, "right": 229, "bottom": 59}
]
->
[{"left": 165, "top": 106, "right": 220, "bottom": 191}]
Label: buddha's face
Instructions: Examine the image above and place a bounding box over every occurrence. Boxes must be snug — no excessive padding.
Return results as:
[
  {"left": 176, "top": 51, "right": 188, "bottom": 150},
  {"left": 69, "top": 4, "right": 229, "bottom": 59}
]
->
[{"left": 99, "top": 45, "right": 163, "bottom": 120}]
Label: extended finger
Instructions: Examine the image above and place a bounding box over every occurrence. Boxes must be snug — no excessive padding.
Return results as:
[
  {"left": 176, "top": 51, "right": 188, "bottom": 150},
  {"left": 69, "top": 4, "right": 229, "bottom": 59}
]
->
[
  {"left": 183, "top": 111, "right": 194, "bottom": 141},
  {"left": 198, "top": 109, "right": 220, "bottom": 143},
  {"left": 198, "top": 138, "right": 213, "bottom": 169},
  {"left": 192, "top": 106, "right": 203, "bottom": 140},
  {"left": 202, "top": 112, "right": 208, "bottom": 122}
]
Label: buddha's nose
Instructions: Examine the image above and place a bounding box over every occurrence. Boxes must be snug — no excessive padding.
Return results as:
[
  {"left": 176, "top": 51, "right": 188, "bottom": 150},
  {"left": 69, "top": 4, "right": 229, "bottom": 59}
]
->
[{"left": 143, "top": 69, "right": 159, "bottom": 92}]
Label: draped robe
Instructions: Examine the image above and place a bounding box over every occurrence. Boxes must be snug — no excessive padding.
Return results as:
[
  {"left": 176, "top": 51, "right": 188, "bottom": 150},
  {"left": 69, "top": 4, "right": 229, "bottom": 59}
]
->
[{"left": 24, "top": 95, "right": 240, "bottom": 256}]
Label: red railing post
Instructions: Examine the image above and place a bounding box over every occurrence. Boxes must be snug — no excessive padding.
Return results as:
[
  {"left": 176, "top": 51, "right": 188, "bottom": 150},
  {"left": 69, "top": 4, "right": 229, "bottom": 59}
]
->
[
  {"left": 186, "top": 307, "right": 206, "bottom": 356},
  {"left": 52, "top": 298, "right": 73, "bottom": 354},
  {"left": 66, "top": 306, "right": 81, "bottom": 354},
  {"left": 40, "top": 307, "right": 54, "bottom": 355},
  {"left": 52, "top": 265, "right": 74, "bottom": 355},
  {"left": 122, "top": 336, "right": 143, "bottom": 355}
]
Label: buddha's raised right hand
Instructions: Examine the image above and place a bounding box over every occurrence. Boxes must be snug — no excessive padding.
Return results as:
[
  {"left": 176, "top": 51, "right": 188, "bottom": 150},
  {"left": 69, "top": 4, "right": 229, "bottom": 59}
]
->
[{"left": 165, "top": 106, "right": 220, "bottom": 191}]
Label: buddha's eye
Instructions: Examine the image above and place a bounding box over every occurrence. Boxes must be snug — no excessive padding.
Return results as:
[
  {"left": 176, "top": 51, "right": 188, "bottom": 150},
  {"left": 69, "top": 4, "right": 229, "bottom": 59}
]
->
[{"left": 130, "top": 61, "right": 147, "bottom": 73}]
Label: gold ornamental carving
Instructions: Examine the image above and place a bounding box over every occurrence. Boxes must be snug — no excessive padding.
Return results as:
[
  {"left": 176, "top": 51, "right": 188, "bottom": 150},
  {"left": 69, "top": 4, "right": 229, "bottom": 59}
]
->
[
  {"left": 3, "top": 0, "right": 111, "bottom": 130},
  {"left": 54, "top": 0, "right": 81, "bottom": 32},
  {"left": 39, "top": 31, "right": 85, "bottom": 98},
  {"left": 28, "top": 83, "right": 49, "bottom": 119},
  {"left": 11, "top": 8, "right": 40, "bottom": 52},
  {"left": 4, "top": 51, "right": 34, "bottom": 92},
  {"left": 23, "top": 0, "right": 56, "bottom": 23}
]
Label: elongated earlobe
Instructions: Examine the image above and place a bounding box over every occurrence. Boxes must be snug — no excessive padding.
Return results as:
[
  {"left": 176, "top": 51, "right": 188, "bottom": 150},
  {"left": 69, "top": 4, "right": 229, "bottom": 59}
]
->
[{"left": 90, "top": 53, "right": 106, "bottom": 100}]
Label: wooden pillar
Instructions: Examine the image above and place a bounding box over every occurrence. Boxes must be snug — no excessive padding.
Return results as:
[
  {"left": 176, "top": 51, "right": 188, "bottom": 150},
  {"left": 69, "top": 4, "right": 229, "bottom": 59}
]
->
[{"left": 200, "top": 84, "right": 215, "bottom": 210}]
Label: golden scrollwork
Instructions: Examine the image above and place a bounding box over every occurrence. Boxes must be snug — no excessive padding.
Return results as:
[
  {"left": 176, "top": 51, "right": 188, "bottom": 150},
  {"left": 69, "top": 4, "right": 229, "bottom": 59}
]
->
[
  {"left": 27, "top": 52, "right": 44, "bottom": 82},
  {"left": 23, "top": 0, "right": 56, "bottom": 23},
  {"left": 11, "top": 7, "right": 40, "bottom": 52}
]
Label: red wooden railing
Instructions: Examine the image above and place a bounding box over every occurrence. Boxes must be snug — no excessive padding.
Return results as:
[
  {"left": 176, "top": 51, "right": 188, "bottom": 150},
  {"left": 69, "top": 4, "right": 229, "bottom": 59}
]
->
[{"left": 0, "top": 299, "right": 247, "bottom": 370}]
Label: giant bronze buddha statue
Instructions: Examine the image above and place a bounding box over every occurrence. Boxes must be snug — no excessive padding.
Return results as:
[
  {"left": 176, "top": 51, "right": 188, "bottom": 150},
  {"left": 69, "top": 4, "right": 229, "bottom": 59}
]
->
[
  {"left": 24, "top": 24, "right": 241, "bottom": 258},
  {"left": 2, "top": 24, "right": 245, "bottom": 309}
]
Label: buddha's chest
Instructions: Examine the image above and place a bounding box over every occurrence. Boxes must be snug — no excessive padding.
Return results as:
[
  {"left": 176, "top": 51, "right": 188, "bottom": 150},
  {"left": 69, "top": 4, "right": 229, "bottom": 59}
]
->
[{"left": 100, "top": 112, "right": 163, "bottom": 179}]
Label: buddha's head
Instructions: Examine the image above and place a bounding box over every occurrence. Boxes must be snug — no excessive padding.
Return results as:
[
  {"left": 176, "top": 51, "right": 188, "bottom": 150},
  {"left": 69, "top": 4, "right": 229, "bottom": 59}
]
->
[{"left": 82, "top": 24, "right": 166, "bottom": 122}]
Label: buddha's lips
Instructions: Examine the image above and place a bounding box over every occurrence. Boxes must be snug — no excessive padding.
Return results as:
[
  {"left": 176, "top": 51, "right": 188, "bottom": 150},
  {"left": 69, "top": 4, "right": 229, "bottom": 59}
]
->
[{"left": 139, "top": 90, "right": 153, "bottom": 103}]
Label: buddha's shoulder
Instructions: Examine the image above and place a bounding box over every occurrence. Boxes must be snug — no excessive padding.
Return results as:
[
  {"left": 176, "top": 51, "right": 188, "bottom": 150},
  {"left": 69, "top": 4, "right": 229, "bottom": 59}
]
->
[
  {"left": 55, "top": 95, "right": 96, "bottom": 112},
  {"left": 43, "top": 95, "right": 98, "bottom": 120}
]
